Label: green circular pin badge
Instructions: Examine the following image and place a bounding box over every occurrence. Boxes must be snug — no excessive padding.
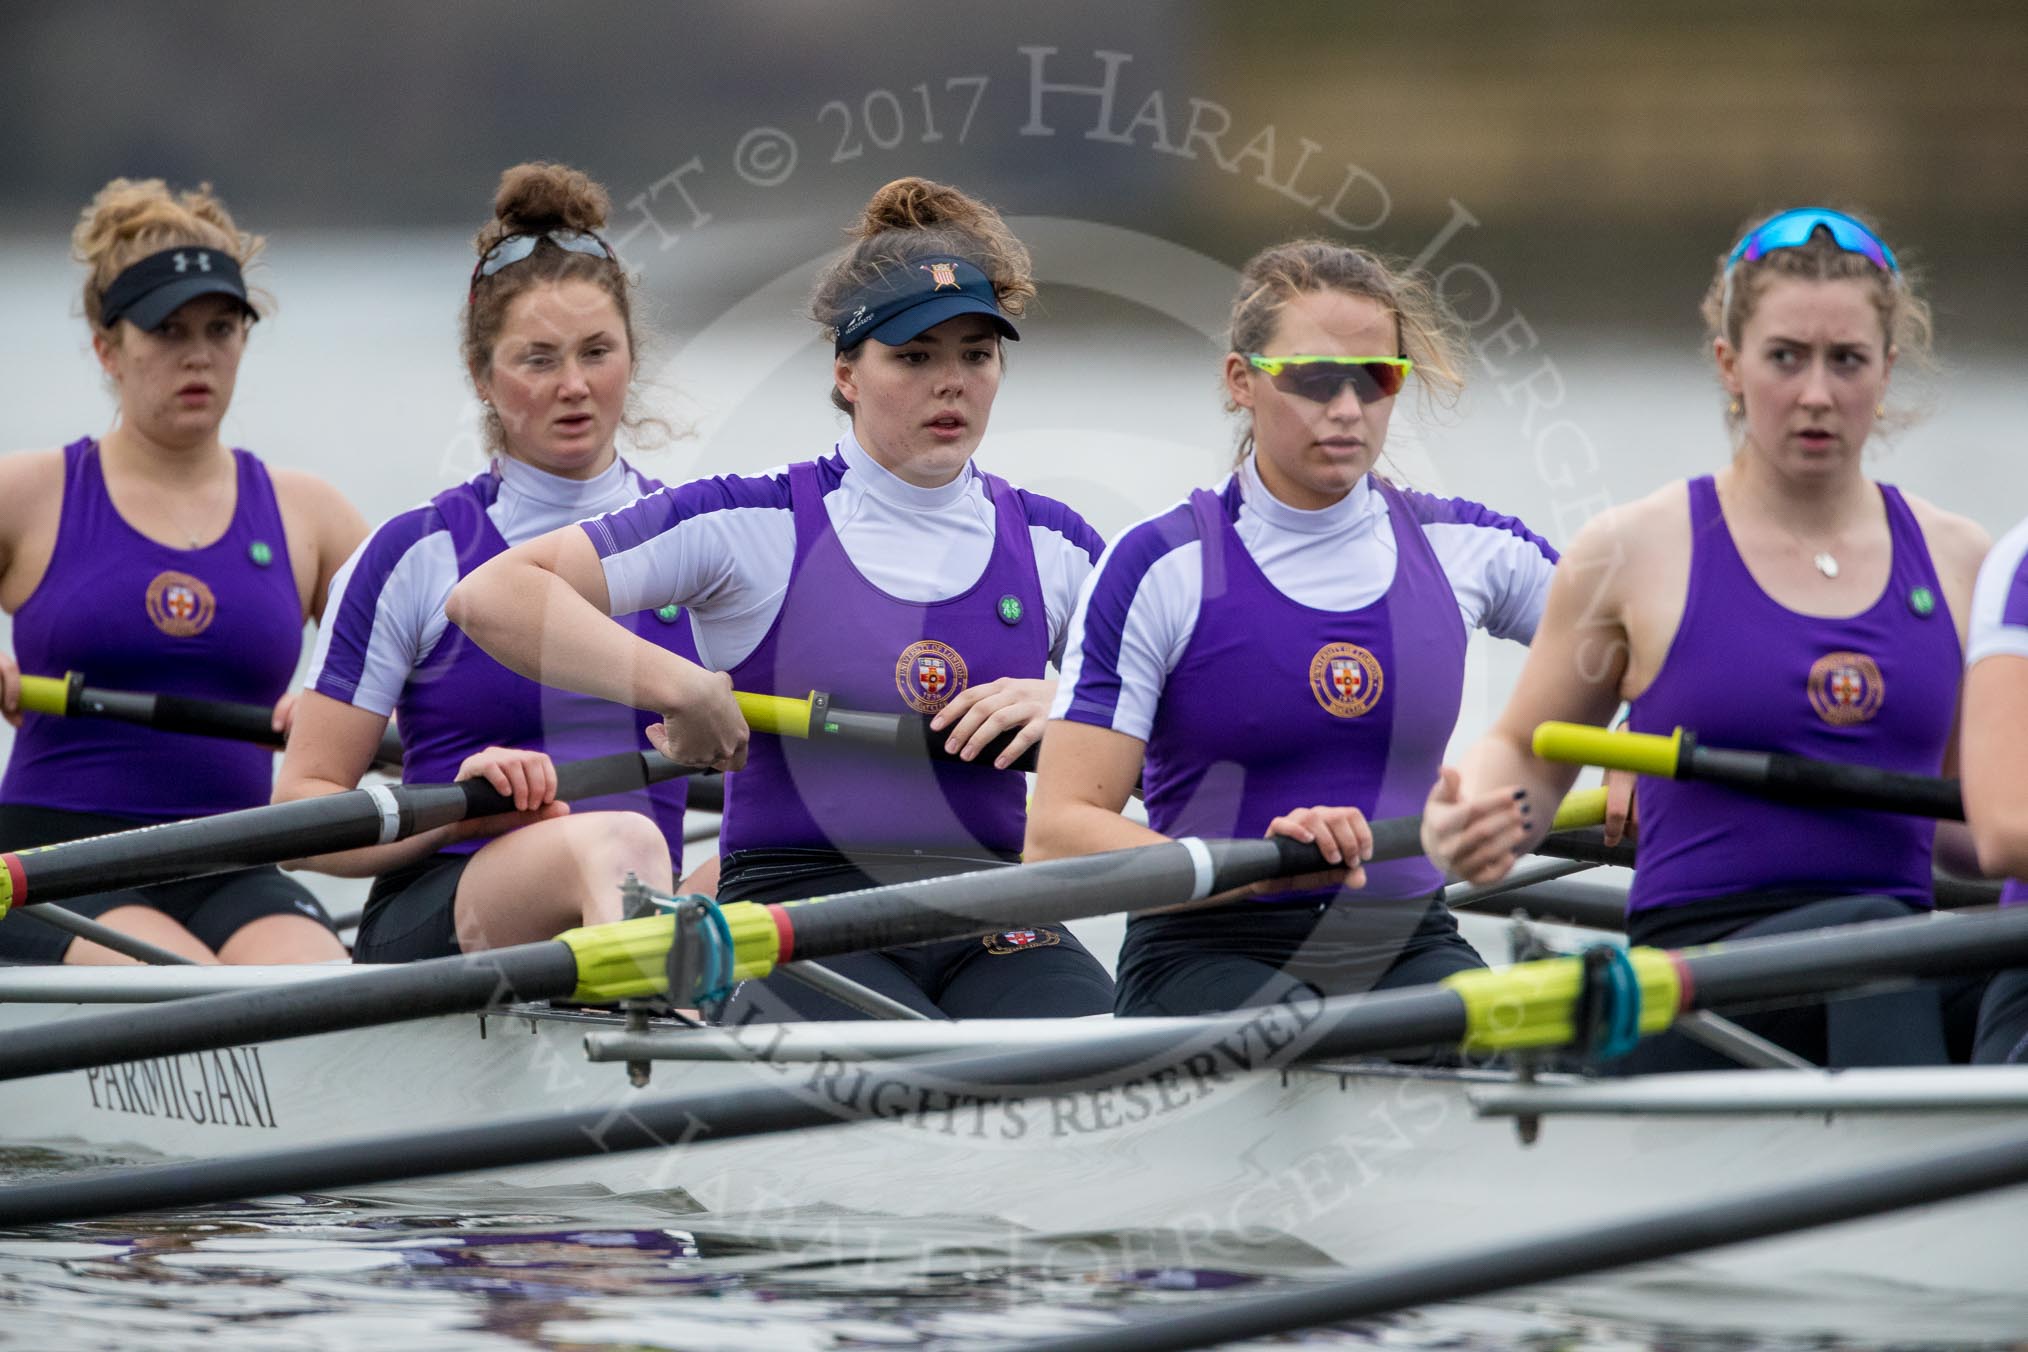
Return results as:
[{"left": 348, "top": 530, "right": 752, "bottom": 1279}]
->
[
  {"left": 248, "top": 540, "right": 273, "bottom": 568},
  {"left": 1908, "top": 586, "right": 1935, "bottom": 618},
  {"left": 997, "top": 594, "right": 1023, "bottom": 625},
  {"left": 655, "top": 604, "right": 681, "bottom": 624}
]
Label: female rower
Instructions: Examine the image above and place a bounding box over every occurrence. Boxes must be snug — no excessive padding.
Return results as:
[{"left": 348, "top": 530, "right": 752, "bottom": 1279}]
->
[
  {"left": 1422, "top": 208, "right": 1989, "bottom": 1070},
  {"left": 1962, "top": 517, "right": 2028, "bottom": 1062},
  {"left": 448, "top": 176, "right": 1116, "bottom": 1020},
  {"left": 1025, "top": 238, "right": 1558, "bottom": 1018},
  {"left": 275, "top": 162, "right": 694, "bottom": 961},
  {"left": 0, "top": 178, "right": 364, "bottom": 965}
]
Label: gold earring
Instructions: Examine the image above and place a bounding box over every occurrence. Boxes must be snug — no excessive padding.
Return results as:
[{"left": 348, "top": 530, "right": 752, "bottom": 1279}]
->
[
  {"left": 1727, "top": 397, "right": 1742, "bottom": 417},
  {"left": 1876, "top": 403, "right": 1887, "bottom": 418}
]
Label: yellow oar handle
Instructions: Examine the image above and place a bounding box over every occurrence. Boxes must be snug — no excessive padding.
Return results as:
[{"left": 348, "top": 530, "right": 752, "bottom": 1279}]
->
[
  {"left": 16, "top": 673, "right": 74, "bottom": 717},
  {"left": 1533, "top": 721, "right": 1684, "bottom": 780},
  {"left": 734, "top": 691, "right": 814, "bottom": 739},
  {"left": 1550, "top": 785, "right": 1608, "bottom": 832}
]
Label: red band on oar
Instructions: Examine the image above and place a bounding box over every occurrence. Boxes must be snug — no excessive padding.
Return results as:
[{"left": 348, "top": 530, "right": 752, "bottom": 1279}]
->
[
  {"left": 1666, "top": 949, "right": 1696, "bottom": 1012},
  {"left": 0, "top": 853, "right": 23, "bottom": 914},
  {"left": 767, "top": 904, "right": 795, "bottom": 964}
]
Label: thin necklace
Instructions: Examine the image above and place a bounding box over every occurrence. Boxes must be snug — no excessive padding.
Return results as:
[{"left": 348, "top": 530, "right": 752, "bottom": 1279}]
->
[{"left": 1732, "top": 473, "right": 1847, "bottom": 579}]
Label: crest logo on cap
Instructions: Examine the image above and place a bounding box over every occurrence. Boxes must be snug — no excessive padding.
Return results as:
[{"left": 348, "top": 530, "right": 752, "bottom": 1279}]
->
[
  {"left": 895, "top": 639, "right": 967, "bottom": 714},
  {"left": 921, "top": 261, "right": 959, "bottom": 290},
  {"left": 1807, "top": 651, "right": 1884, "bottom": 725},
  {"left": 145, "top": 570, "right": 217, "bottom": 638},
  {"left": 173, "top": 251, "right": 212, "bottom": 274},
  {"left": 1308, "top": 641, "right": 1384, "bottom": 718}
]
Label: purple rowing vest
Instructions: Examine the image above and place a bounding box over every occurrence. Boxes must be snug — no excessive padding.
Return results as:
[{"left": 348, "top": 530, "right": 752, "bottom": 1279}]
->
[
  {"left": 1628, "top": 476, "right": 1959, "bottom": 915},
  {"left": 720, "top": 457, "right": 1046, "bottom": 856},
  {"left": 396, "top": 472, "right": 693, "bottom": 857},
  {"left": 2, "top": 437, "right": 301, "bottom": 819},
  {"left": 1142, "top": 478, "right": 1466, "bottom": 901}
]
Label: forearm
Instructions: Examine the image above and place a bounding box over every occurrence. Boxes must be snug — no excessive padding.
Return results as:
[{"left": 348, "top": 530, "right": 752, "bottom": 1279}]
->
[
  {"left": 271, "top": 774, "right": 455, "bottom": 878},
  {"left": 450, "top": 557, "right": 689, "bottom": 713},
  {"left": 1025, "top": 796, "right": 1166, "bottom": 862},
  {"left": 1454, "top": 726, "right": 1585, "bottom": 851}
]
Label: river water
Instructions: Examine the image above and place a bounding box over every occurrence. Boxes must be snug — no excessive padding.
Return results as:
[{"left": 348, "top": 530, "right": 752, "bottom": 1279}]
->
[{"left": 1, "top": 235, "right": 2024, "bottom": 1349}]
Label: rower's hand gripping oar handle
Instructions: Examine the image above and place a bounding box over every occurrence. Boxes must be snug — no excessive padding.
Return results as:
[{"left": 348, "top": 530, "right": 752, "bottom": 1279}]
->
[
  {"left": 736, "top": 689, "right": 1040, "bottom": 773},
  {"left": 19, "top": 670, "right": 406, "bottom": 770},
  {"left": 0, "top": 747, "right": 698, "bottom": 916},
  {"left": 1533, "top": 721, "right": 1964, "bottom": 821}
]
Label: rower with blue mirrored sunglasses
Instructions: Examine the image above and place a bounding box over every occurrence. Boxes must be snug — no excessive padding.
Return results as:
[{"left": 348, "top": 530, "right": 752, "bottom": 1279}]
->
[
  {"left": 1724, "top": 208, "right": 1899, "bottom": 275},
  {"left": 1244, "top": 353, "right": 1413, "bottom": 404},
  {"left": 468, "top": 229, "right": 617, "bottom": 299}
]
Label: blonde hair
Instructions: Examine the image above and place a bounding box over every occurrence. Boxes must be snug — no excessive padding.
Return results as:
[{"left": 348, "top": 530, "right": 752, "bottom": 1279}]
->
[
  {"left": 812, "top": 177, "right": 1034, "bottom": 414},
  {"left": 73, "top": 178, "right": 265, "bottom": 331},
  {"left": 1226, "top": 238, "right": 1468, "bottom": 463},
  {"left": 1701, "top": 209, "right": 1936, "bottom": 435}
]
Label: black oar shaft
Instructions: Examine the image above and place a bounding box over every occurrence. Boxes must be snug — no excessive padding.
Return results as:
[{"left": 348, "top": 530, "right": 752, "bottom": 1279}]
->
[
  {"left": 0, "top": 823, "right": 1394, "bottom": 1085},
  {"left": 0, "top": 944, "right": 581, "bottom": 1086},
  {"left": 0, "top": 983, "right": 1468, "bottom": 1228},
  {"left": 68, "top": 681, "right": 407, "bottom": 768},
  {"left": 1, "top": 749, "right": 689, "bottom": 909},
  {"left": 1691, "top": 744, "right": 1964, "bottom": 820},
  {"left": 776, "top": 817, "right": 1427, "bottom": 961},
  {"left": 810, "top": 699, "right": 1037, "bottom": 773},
  {"left": 1008, "top": 1121, "right": 2028, "bottom": 1352},
  {"left": 7, "top": 897, "right": 2026, "bottom": 1228}
]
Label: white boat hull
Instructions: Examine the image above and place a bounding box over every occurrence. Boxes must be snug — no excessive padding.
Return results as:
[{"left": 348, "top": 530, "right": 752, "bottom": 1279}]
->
[{"left": 2, "top": 990, "right": 2025, "bottom": 1332}]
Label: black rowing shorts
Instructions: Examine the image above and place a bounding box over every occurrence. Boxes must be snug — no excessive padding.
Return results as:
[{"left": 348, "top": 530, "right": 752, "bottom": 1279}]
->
[{"left": 0, "top": 803, "right": 333, "bottom": 965}]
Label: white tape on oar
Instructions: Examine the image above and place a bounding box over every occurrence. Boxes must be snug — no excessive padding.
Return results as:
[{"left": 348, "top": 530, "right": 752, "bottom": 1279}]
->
[
  {"left": 364, "top": 785, "right": 402, "bottom": 845},
  {"left": 1178, "top": 836, "right": 1215, "bottom": 900}
]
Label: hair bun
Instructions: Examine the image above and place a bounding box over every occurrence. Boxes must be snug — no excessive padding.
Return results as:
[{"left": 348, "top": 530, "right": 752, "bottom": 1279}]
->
[
  {"left": 849, "top": 177, "right": 989, "bottom": 239},
  {"left": 491, "top": 162, "right": 611, "bottom": 236}
]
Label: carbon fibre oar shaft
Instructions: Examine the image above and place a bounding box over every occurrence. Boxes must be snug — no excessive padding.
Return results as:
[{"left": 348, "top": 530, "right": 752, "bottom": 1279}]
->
[
  {"left": 9, "top": 901, "right": 2028, "bottom": 1228},
  {"left": 0, "top": 748, "right": 694, "bottom": 914},
  {"left": 20, "top": 672, "right": 406, "bottom": 769},
  {"left": 736, "top": 690, "right": 1037, "bottom": 772},
  {"left": 0, "top": 827, "right": 1410, "bottom": 1084},
  {"left": 1534, "top": 721, "right": 1964, "bottom": 819}
]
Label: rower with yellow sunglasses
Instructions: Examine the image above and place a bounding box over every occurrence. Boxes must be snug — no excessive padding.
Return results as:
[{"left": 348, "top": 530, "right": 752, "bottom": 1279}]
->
[{"left": 1026, "top": 238, "right": 1559, "bottom": 1020}]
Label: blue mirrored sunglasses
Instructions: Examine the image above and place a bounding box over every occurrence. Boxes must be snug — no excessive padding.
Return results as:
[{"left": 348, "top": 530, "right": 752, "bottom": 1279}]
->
[
  {"left": 1724, "top": 208, "right": 1899, "bottom": 274},
  {"left": 468, "top": 230, "right": 617, "bottom": 298}
]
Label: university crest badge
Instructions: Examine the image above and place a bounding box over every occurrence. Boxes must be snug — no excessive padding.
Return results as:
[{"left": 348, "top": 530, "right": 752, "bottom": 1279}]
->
[
  {"left": 145, "top": 570, "right": 217, "bottom": 638},
  {"left": 1807, "top": 651, "right": 1885, "bottom": 726},
  {"left": 1308, "top": 641, "right": 1383, "bottom": 718},
  {"left": 895, "top": 638, "right": 968, "bottom": 714}
]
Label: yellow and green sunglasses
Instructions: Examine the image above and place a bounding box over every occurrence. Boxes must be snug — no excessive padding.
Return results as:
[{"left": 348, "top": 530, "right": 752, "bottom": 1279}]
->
[{"left": 1243, "top": 353, "right": 1413, "bottom": 404}]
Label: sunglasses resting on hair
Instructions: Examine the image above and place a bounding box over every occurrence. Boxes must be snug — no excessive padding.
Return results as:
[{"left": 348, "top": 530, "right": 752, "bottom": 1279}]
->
[
  {"left": 1724, "top": 208, "right": 1899, "bottom": 275},
  {"left": 469, "top": 230, "right": 618, "bottom": 298}
]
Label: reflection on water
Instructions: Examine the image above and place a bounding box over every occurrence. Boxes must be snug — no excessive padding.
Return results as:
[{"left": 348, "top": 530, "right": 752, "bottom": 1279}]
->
[{"left": 1, "top": 1147, "right": 2016, "bottom": 1352}]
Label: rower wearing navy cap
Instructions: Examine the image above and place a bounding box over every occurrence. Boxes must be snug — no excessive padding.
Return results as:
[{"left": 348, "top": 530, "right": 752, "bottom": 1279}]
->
[
  {"left": 0, "top": 177, "right": 365, "bottom": 965},
  {"left": 1424, "top": 208, "right": 1990, "bottom": 1070},
  {"left": 448, "top": 177, "right": 1116, "bottom": 1020},
  {"left": 1026, "top": 238, "right": 1557, "bottom": 1018},
  {"left": 277, "top": 162, "right": 697, "bottom": 962}
]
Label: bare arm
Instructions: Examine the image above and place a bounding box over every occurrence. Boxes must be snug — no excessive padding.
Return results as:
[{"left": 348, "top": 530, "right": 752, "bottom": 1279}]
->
[
  {"left": 1025, "top": 720, "right": 1164, "bottom": 861},
  {"left": 1909, "top": 498, "right": 1992, "bottom": 877},
  {"left": 1963, "top": 656, "right": 2028, "bottom": 880},
  {"left": 1425, "top": 509, "right": 1636, "bottom": 883},
  {"left": 446, "top": 524, "right": 747, "bottom": 772},
  {"left": 274, "top": 469, "right": 371, "bottom": 626},
  {"left": 1025, "top": 719, "right": 1365, "bottom": 905},
  {"left": 273, "top": 690, "right": 563, "bottom": 876}
]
